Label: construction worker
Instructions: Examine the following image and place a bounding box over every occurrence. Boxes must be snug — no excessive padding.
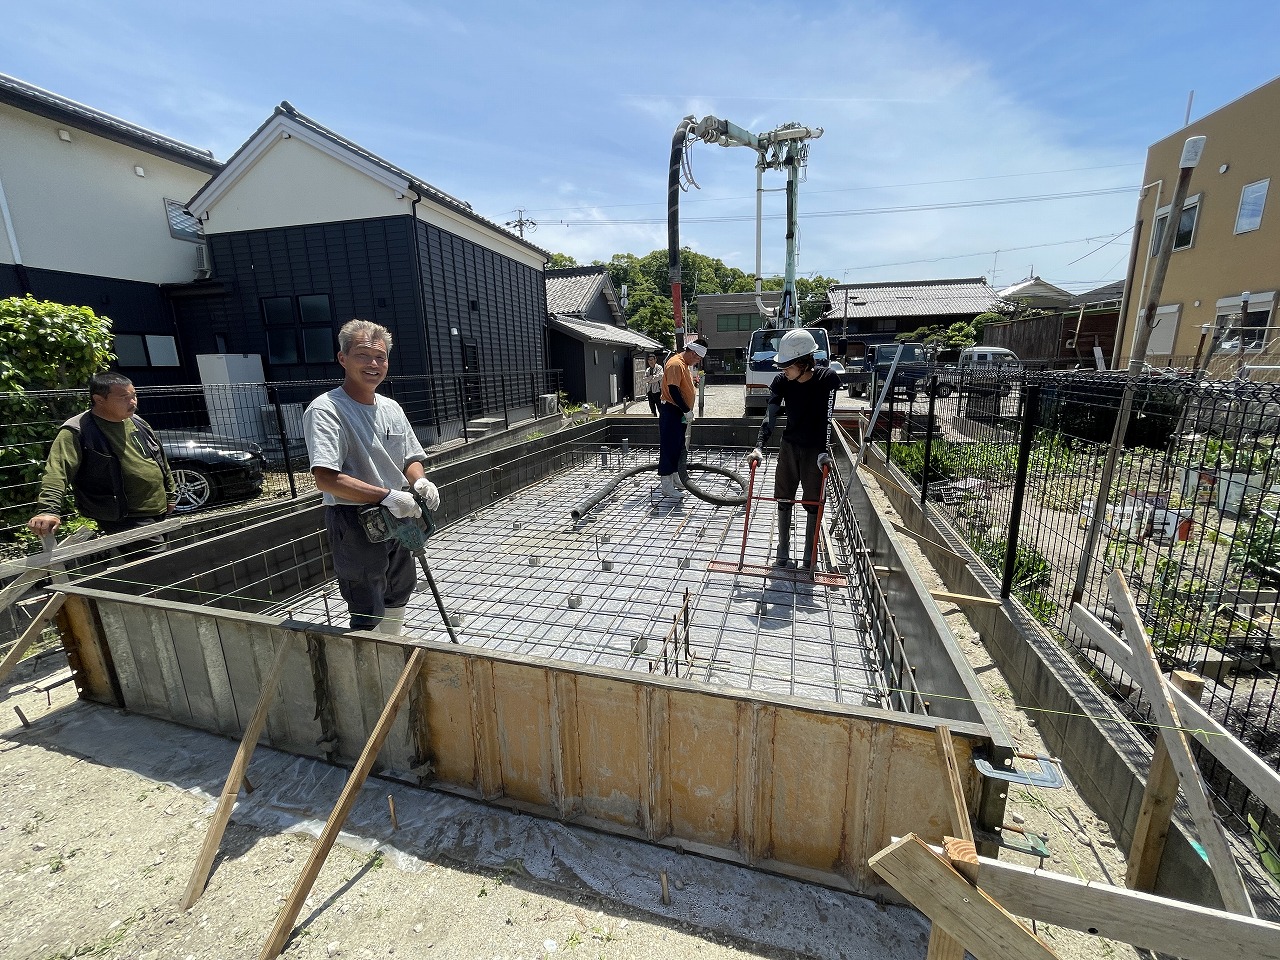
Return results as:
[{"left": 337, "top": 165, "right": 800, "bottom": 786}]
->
[
  {"left": 28, "top": 371, "right": 176, "bottom": 554},
  {"left": 747, "top": 329, "right": 840, "bottom": 568},
  {"left": 303, "top": 319, "right": 441, "bottom": 633},
  {"left": 657, "top": 338, "right": 706, "bottom": 499}
]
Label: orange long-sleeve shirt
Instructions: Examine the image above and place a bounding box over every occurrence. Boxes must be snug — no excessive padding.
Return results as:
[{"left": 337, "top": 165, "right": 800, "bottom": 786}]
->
[{"left": 661, "top": 355, "right": 695, "bottom": 412}]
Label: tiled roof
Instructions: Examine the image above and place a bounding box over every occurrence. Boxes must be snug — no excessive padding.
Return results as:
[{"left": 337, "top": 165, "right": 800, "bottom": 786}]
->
[
  {"left": 0, "top": 71, "right": 221, "bottom": 173},
  {"left": 998, "top": 276, "right": 1073, "bottom": 302},
  {"left": 1069, "top": 280, "right": 1126, "bottom": 308},
  {"left": 825, "top": 278, "right": 1003, "bottom": 320},
  {"left": 545, "top": 267, "right": 606, "bottom": 314},
  {"left": 549, "top": 314, "right": 662, "bottom": 350}
]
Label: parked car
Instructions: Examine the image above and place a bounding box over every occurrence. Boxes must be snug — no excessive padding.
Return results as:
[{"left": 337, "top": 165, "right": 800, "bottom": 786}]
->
[{"left": 157, "top": 431, "right": 267, "bottom": 512}]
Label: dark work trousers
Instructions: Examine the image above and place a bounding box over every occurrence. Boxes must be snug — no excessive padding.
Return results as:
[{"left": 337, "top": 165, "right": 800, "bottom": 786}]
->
[
  {"left": 647, "top": 391, "right": 661, "bottom": 416},
  {"left": 326, "top": 505, "right": 417, "bottom": 630},
  {"left": 97, "top": 514, "right": 168, "bottom": 556},
  {"left": 774, "top": 438, "right": 824, "bottom": 515},
  {"left": 657, "top": 403, "right": 685, "bottom": 475}
]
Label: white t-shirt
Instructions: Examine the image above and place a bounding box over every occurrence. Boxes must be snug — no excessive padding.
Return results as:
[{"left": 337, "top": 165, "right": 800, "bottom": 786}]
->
[{"left": 303, "top": 387, "right": 426, "bottom": 506}]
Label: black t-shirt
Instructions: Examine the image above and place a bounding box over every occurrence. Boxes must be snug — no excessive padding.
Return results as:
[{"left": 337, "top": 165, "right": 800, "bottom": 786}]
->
[{"left": 768, "top": 366, "right": 840, "bottom": 448}]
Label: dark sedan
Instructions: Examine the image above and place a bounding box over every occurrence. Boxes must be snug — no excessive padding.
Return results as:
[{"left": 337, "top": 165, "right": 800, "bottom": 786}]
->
[{"left": 157, "top": 431, "right": 267, "bottom": 513}]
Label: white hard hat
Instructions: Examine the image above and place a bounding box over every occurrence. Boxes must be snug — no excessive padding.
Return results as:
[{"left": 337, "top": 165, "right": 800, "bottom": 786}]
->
[{"left": 774, "top": 329, "right": 819, "bottom": 366}]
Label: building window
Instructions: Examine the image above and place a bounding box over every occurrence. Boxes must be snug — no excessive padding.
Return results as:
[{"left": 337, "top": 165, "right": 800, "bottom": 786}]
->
[
  {"left": 302, "top": 326, "right": 334, "bottom": 363},
  {"left": 1235, "top": 179, "right": 1269, "bottom": 234},
  {"left": 267, "top": 329, "right": 299, "bottom": 364},
  {"left": 163, "top": 199, "right": 203, "bottom": 243},
  {"left": 1215, "top": 293, "right": 1275, "bottom": 350},
  {"left": 1150, "top": 195, "right": 1201, "bottom": 255},
  {"left": 262, "top": 295, "right": 337, "bottom": 365},
  {"left": 114, "top": 333, "right": 180, "bottom": 367},
  {"left": 298, "top": 294, "right": 333, "bottom": 325},
  {"left": 262, "top": 297, "right": 294, "bottom": 326}
]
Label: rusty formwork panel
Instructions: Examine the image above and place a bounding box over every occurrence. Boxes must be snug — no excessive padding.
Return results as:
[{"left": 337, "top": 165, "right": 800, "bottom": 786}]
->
[{"left": 55, "top": 586, "right": 990, "bottom": 901}]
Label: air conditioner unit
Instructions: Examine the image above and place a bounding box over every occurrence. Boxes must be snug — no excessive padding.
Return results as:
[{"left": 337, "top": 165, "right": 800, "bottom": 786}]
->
[
  {"left": 536, "top": 393, "right": 558, "bottom": 417},
  {"left": 194, "top": 244, "right": 211, "bottom": 279}
]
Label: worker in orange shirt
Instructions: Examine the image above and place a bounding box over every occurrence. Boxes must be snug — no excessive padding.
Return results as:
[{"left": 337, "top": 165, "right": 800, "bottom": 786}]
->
[{"left": 656, "top": 338, "right": 706, "bottom": 499}]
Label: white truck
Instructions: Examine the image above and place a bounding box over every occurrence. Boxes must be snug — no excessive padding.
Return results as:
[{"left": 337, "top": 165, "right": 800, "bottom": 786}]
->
[{"left": 744, "top": 326, "right": 834, "bottom": 413}]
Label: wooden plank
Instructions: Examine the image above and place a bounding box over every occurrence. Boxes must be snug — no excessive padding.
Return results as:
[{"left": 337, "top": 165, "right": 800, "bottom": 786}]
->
[
  {"left": 144, "top": 605, "right": 194, "bottom": 724},
  {"left": 0, "top": 521, "right": 179, "bottom": 580},
  {"left": 57, "top": 594, "right": 117, "bottom": 705},
  {"left": 1108, "top": 569, "right": 1254, "bottom": 916},
  {"left": 975, "top": 854, "right": 1280, "bottom": 960},
  {"left": 927, "top": 727, "right": 975, "bottom": 960},
  {"left": 258, "top": 648, "right": 426, "bottom": 960},
  {"left": 930, "top": 589, "right": 1001, "bottom": 609},
  {"left": 180, "top": 633, "right": 292, "bottom": 910},
  {"left": 749, "top": 703, "right": 777, "bottom": 865},
  {"left": 374, "top": 643, "right": 414, "bottom": 772},
  {"left": 1127, "top": 671, "right": 1205, "bottom": 891},
  {"left": 641, "top": 684, "right": 670, "bottom": 840},
  {"left": 0, "top": 592, "right": 67, "bottom": 689},
  {"left": 166, "top": 609, "right": 220, "bottom": 733},
  {"left": 869, "top": 834, "right": 1059, "bottom": 960},
  {"left": 467, "top": 657, "right": 502, "bottom": 799},
  {"left": 323, "top": 633, "right": 365, "bottom": 761},
  {"left": 97, "top": 601, "right": 149, "bottom": 713},
  {"left": 270, "top": 627, "right": 323, "bottom": 756},
  {"left": 854, "top": 721, "right": 896, "bottom": 893},
  {"left": 1073, "top": 601, "right": 1280, "bottom": 819},
  {"left": 195, "top": 615, "right": 241, "bottom": 737},
  {"left": 0, "top": 568, "right": 46, "bottom": 616},
  {"left": 888, "top": 521, "right": 966, "bottom": 563}
]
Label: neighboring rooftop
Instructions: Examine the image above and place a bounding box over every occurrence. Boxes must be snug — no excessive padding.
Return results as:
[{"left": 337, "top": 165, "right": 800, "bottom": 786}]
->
[
  {"left": 997, "top": 276, "right": 1074, "bottom": 304},
  {"left": 1069, "top": 280, "right": 1126, "bottom": 308},
  {"left": 548, "top": 313, "right": 662, "bottom": 351},
  {"left": 825, "top": 278, "right": 1004, "bottom": 320},
  {"left": 545, "top": 265, "right": 616, "bottom": 316}
]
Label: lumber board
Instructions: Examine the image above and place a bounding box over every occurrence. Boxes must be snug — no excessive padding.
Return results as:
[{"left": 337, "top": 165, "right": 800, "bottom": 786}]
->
[
  {"left": 888, "top": 520, "right": 967, "bottom": 563},
  {"left": 166, "top": 609, "right": 219, "bottom": 733},
  {"left": 1070, "top": 601, "right": 1280, "bottom": 826},
  {"left": 57, "top": 594, "right": 116, "bottom": 705},
  {"left": 144, "top": 604, "right": 194, "bottom": 725},
  {"left": 258, "top": 647, "right": 426, "bottom": 960},
  {"left": 96, "top": 601, "right": 149, "bottom": 714},
  {"left": 0, "top": 592, "right": 67, "bottom": 689},
  {"left": 974, "top": 854, "right": 1280, "bottom": 960},
  {"left": 927, "top": 735, "right": 973, "bottom": 960},
  {"left": 194, "top": 615, "right": 240, "bottom": 737},
  {"left": 1127, "top": 671, "right": 1205, "bottom": 891},
  {"left": 1107, "top": 569, "right": 1254, "bottom": 916},
  {"left": 0, "top": 523, "right": 173, "bottom": 580},
  {"left": 869, "top": 834, "right": 1058, "bottom": 960},
  {"left": 930, "top": 589, "right": 1001, "bottom": 608},
  {"left": 181, "top": 633, "right": 292, "bottom": 910}
]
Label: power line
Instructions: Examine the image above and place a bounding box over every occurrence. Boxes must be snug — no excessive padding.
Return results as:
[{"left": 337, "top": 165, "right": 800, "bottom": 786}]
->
[{"left": 835, "top": 231, "right": 1131, "bottom": 276}]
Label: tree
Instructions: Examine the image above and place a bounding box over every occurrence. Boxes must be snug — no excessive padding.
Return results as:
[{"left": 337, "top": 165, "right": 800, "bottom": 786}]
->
[
  {"left": 0, "top": 296, "right": 115, "bottom": 531},
  {"left": 547, "top": 252, "right": 578, "bottom": 269}
]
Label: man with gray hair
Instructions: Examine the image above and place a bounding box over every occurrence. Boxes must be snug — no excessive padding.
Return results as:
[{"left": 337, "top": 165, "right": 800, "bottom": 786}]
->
[{"left": 303, "top": 319, "right": 441, "bottom": 633}]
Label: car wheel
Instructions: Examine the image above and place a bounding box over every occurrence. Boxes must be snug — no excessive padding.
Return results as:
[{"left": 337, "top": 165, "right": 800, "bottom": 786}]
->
[
  {"left": 936, "top": 383, "right": 953, "bottom": 398},
  {"left": 171, "top": 465, "right": 215, "bottom": 512}
]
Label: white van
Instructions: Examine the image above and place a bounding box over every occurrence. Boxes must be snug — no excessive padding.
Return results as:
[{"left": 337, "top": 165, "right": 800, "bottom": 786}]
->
[{"left": 958, "top": 346, "right": 1020, "bottom": 370}]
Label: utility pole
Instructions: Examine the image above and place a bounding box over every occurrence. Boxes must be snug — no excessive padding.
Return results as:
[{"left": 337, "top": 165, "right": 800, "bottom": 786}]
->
[
  {"left": 1071, "top": 135, "right": 1205, "bottom": 605},
  {"left": 505, "top": 208, "right": 537, "bottom": 239}
]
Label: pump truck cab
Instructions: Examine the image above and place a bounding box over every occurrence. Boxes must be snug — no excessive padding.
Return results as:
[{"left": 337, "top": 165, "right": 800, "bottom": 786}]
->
[{"left": 744, "top": 326, "right": 834, "bottom": 413}]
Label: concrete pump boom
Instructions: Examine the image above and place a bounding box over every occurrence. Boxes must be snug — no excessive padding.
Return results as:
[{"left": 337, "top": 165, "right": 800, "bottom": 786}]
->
[{"left": 666, "top": 115, "right": 822, "bottom": 347}]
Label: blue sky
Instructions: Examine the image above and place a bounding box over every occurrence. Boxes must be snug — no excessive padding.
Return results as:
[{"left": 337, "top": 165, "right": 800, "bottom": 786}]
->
[{"left": 7, "top": 0, "right": 1279, "bottom": 294}]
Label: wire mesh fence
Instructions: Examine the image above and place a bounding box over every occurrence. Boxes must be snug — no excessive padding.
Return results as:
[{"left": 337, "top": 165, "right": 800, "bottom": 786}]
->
[{"left": 869, "top": 365, "right": 1280, "bottom": 882}]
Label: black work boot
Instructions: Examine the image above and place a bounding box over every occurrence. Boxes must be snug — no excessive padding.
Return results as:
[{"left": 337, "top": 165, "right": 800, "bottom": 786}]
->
[
  {"left": 802, "top": 511, "right": 820, "bottom": 569},
  {"left": 775, "top": 505, "right": 793, "bottom": 567}
]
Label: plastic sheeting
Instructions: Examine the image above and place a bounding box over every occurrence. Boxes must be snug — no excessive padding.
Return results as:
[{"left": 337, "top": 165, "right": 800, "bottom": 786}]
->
[{"left": 21, "top": 699, "right": 929, "bottom": 960}]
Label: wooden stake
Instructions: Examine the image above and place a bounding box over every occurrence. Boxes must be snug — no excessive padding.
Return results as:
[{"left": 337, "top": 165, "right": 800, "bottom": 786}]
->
[
  {"left": 930, "top": 589, "right": 1001, "bottom": 609},
  {"left": 870, "top": 834, "right": 1059, "bottom": 960},
  {"left": 258, "top": 647, "right": 426, "bottom": 959},
  {"left": 0, "top": 592, "right": 67, "bottom": 691},
  {"left": 388, "top": 795, "right": 399, "bottom": 832},
  {"left": 181, "top": 634, "right": 292, "bottom": 911},
  {"left": 927, "top": 727, "right": 976, "bottom": 959},
  {"left": 1126, "top": 670, "right": 1205, "bottom": 892},
  {"left": 1107, "top": 569, "right": 1254, "bottom": 916}
]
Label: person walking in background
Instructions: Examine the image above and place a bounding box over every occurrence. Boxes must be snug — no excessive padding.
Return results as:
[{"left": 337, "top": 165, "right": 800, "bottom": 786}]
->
[
  {"left": 657, "top": 338, "right": 706, "bottom": 499},
  {"left": 747, "top": 329, "right": 840, "bottom": 568},
  {"left": 28, "top": 372, "right": 175, "bottom": 553},
  {"left": 304, "top": 319, "right": 441, "bottom": 634},
  {"left": 642, "top": 352, "right": 663, "bottom": 416}
]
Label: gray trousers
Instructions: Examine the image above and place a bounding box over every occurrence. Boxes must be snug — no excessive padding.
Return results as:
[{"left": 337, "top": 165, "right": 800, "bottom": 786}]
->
[{"left": 326, "top": 506, "right": 416, "bottom": 630}]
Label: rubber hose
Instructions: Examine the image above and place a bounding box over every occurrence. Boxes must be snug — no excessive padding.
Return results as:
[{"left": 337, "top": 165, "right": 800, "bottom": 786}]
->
[{"left": 570, "top": 461, "right": 748, "bottom": 521}]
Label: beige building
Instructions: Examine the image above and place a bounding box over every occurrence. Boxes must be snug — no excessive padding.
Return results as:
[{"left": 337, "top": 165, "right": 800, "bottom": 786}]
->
[{"left": 1119, "top": 74, "right": 1278, "bottom": 367}]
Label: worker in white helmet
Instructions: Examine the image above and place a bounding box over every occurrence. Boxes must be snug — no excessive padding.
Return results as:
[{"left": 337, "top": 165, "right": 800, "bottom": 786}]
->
[{"left": 747, "top": 329, "right": 840, "bottom": 568}]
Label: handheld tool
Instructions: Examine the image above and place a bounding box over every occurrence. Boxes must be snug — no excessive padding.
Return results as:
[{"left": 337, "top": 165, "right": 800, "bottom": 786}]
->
[{"left": 358, "top": 491, "right": 458, "bottom": 643}]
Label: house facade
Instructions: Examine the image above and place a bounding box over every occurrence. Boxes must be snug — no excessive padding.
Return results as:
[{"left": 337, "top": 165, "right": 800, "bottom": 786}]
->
[
  {"left": 1117, "top": 74, "right": 1279, "bottom": 366},
  {"left": 694, "top": 291, "right": 781, "bottom": 379},
  {"left": 179, "top": 102, "right": 550, "bottom": 443},
  {"left": 0, "top": 72, "right": 222, "bottom": 386},
  {"left": 545, "top": 266, "right": 660, "bottom": 406},
  {"left": 820, "top": 278, "right": 1003, "bottom": 359}
]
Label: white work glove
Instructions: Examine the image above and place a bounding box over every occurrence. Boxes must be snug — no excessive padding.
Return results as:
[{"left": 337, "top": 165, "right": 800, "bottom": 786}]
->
[
  {"left": 413, "top": 477, "right": 440, "bottom": 511},
  {"left": 683, "top": 409, "right": 696, "bottom": 424},
  {"left": 817, "top": 452, "right": 834, "bottom": 469},
  {"left": 747, "top": 448, "right": 764, "bottom": 466},
  {"left": 380, "top": 488, "right": 421, "bottom": 519}
]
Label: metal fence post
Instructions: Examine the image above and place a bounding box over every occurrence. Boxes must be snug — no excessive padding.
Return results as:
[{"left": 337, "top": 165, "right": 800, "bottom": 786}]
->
[
  {"left": 1001, "top": 383, "right": 1041, "bottom": 598},
  {"left": 886, "top": 385, "right": 896, "bottom": 466},
  {"left": 501, "top": 374, "right": 510, "bottom": 429},
  {"left": 457, "top": 377, "right": 469, "bottom": 442},
  {"left": 268, "top": 385, "right": 298, "bottom": 500},
  {"left": 920, "top": 375, "right": 939, "bottom": 512}
]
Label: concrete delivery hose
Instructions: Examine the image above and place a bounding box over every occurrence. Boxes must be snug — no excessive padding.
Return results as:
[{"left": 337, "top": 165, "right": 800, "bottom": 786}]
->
[{"left": 570, "top": 458, "right": 747, "bottom": 521}]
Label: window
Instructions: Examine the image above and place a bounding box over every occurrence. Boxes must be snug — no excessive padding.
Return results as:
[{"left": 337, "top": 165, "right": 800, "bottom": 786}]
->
[
  {"left": 267, "top": 329, "right": 299, "bottom": 364},
  {"left": 262, "top": 295, "right": 338, "bottom": 365},
  {"left": 1214, "top": 293, "right": 1275, "bottom": 350},
  {"left": 1150, "top": 195, "right": 1201, "bottom": 255},
  {"left": 163, "top": 199, "right": 202, "bottom": 243},
  {"left": 302, "top": 326, "right": 334, "bottom": 363},
  {"left": 298, "top": 294, "right": 333, "bottom": 325},
  {"left": 114, "top": 333, "right": 180, "bottom": 368},
  {"left": 1235, "top": 179, "right": 1269, "bottom": 234},
  {"left": 262, "top": 297, "right": 294, "bottom": 325}
]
